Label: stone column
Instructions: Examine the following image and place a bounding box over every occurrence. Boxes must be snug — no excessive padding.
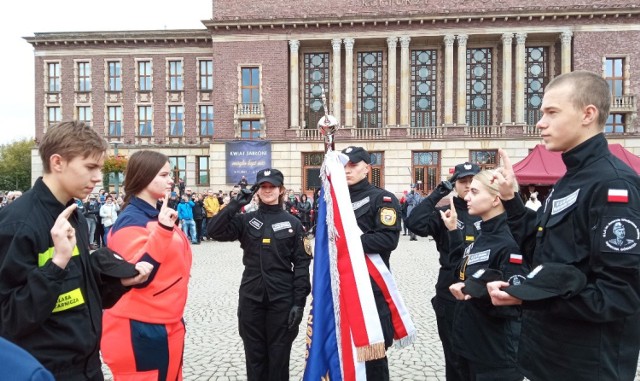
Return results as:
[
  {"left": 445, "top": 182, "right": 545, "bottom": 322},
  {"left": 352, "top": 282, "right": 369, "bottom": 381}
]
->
[
  {"left": 515, "top": 33, "right": 527, "bottom": 124},
  {"left": 456, "top": 34, "right": 468, "bottom": 125},
  {"left": 560, "top": 30, "right": 573, "bottom": 74},
  {"left": 444, "top": 35, "right": 455, "bottom": 125},
  {"left": 387, "top": 37, "right": 398, "bottom": 126},
  {"left": 289, "top": 40, "right": 300, "bottom": 128},
  {"left": 501, "top": 33, "right": 513, "bottom": 124},
  {"left": 331, "top": 38, "right": 342, "bottom": 124},
  {"left": 400, "top": 36, "right": 411, "bottom": 126},
  {"left": 344, "top": 38, "right": 355, "bottom": 128}
]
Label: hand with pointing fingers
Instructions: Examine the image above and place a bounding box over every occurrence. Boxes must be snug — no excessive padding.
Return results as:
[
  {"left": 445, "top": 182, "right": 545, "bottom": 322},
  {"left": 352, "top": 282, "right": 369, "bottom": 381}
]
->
[
  {"left": 439, "top": 196, "right": 459, "bottom": 231},
  {"left": 50, "top": 204, "right": 78, "bottom": 269},
  {"left": 493, "top": 148, "right": 517, "bottom": 201},
  {"left": 158, "top": 191, "right": 178, "bottom": 228}
]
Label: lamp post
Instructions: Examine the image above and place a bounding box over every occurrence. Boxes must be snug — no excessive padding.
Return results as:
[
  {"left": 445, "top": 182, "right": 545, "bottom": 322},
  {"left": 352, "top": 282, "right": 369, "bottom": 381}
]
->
[{"left": 111, "top": 140, "right": 123, "bottom": 195}]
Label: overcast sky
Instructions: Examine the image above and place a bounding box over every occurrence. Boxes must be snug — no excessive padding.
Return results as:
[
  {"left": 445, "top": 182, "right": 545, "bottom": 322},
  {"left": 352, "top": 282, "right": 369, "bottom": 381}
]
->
[{"left": 0, "top": 0, "right": 211, "bottom": 145}]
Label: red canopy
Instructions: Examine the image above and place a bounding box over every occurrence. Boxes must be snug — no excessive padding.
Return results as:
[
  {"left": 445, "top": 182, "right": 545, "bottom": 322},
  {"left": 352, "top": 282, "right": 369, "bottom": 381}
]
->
[{"left": 514, "top": 144, "right": 640, "bottom": 185}]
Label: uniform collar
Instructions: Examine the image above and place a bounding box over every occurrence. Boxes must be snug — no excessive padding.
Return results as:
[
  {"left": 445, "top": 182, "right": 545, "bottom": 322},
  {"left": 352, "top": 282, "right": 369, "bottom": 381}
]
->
[
  {"left": 33, "top": 177, "right": 77, "bottom": 221},
  {"left": 348, "top": 179, "right": 371, "bottom": 194},
  {"left": 129, "top": 196, "right": 159, "bottom": 218},
  {"left": 258, "top": 203, "right": 282, "bottom": 213},
  {"left": 562, "top": 133, "right": 608, "bottom": 173},
  {"left": 453, "top": 196, "right": 467, "bottom": 210},
  {"left": 478, "top": 212, "right": 507, "bottom": 234}
]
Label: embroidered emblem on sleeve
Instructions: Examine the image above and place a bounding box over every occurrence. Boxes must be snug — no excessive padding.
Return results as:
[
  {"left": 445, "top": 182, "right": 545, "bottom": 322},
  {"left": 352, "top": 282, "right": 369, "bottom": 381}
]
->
[
  {"left": 602, "top": 218, "right": 639, "bottom": 252},
  {"left": 380, "top": 207, "right": 397, "bottom": 226}
]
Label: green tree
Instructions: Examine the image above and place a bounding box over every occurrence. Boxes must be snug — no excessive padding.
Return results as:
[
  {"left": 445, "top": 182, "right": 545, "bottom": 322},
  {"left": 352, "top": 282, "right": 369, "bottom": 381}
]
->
[{"left": 0, "top": 139, "right": 34, "bottom": 191}]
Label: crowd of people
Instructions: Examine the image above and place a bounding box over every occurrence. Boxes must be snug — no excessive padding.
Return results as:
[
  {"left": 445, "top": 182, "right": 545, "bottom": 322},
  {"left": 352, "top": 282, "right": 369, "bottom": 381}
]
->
[{"left": 0, "top": 69, "right": 639, "bottom": 381}]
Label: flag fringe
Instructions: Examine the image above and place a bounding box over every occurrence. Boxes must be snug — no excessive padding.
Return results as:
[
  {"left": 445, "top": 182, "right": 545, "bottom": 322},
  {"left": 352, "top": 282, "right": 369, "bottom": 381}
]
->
[
  {"left": 394, "top": 331, "right": 417, "bottom": 349},
  {"left": 356, "top": 342, "right": 386, "bottom": 362}
]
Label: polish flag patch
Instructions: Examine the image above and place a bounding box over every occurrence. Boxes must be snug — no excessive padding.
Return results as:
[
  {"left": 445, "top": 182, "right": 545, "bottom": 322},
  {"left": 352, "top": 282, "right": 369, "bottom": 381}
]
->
[
  {"left": 383, "top": 196, "right": 392, "bottom": 203},
  {"left": 509, "top": 254, "right": 523, "bottom": 264},
  {"left": 608, "top": 189, "right": 629, "bottom": 203}
]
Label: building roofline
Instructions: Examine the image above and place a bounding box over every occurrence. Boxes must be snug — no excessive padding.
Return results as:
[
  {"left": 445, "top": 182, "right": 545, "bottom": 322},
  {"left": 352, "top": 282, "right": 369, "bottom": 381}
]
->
[
  {"left": 24, "top": 29, "right": 210, "bottom": 46},
  {"left": 203, "top": 5, "right": 640, "bottom": 30}
]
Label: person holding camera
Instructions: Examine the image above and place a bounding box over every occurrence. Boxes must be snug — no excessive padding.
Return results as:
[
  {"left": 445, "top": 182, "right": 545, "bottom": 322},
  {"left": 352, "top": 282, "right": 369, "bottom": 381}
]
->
[
  {"left": 207, "top": 168, "right": 311, "bottom": 381},
  {"left": 404, "top": 162, "right": 481, "bottom": 381}
]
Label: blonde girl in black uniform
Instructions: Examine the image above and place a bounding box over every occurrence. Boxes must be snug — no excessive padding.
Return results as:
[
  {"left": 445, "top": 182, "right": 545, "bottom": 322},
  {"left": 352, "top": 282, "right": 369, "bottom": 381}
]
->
[{"left": 440, "top": 170, "right": 525, "bottom": 381}]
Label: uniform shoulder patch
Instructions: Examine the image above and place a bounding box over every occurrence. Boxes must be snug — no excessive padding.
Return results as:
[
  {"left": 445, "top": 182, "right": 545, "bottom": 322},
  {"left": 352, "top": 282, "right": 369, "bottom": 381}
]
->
[
  {"left": 379, "top": 207, "right": 397, "bottom": 226},
  {"left": 601, "top": 217, "right": 640, "bottom": 254},
  {"left": 383, "top": 196, "right": 392, "bottom": 203}
]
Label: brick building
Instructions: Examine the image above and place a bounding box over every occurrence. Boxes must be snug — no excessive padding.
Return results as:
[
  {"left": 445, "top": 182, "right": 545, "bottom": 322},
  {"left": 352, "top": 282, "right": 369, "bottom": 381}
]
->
[{"left": 25, "top": 0, "right": 640, "bottom": 197}]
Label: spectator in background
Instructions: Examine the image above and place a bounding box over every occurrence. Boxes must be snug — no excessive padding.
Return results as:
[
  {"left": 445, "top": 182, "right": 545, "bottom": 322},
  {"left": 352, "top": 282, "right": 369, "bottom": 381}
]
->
[
  {"left": 203, "top": 190, "right": 220, "bottom": 241},
  {"left": 100, "top": 194, "right": 119, "bottom": 246},
  {"left": 177, "top": 194, "right": 198, "bottom": 245},
  {"left": 178, "top": 178, "right": 186, "bottom": 197},
  {"left": 84, "top": 194, "right": 100, "bottom": 249},
  {"left": 238, "top": 175, "right": 249, "bottom": 189},
  {"left": 524, "top": 191, "right": 541, "bottom": 211},
  {"left": 193, "top": 193, "right": 206, "bottom": 243},
  {"left": 285, "top": 190, "right": 299, "bottom": 217},
  {"left": 404, "top": 185, "right": 422, "bottom": 240},
  {"left": 298, "top": 194, "right": 312, "bottom": 232}
]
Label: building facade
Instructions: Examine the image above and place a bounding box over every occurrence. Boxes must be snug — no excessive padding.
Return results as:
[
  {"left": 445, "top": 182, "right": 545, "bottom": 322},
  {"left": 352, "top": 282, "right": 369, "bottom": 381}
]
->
[{"left": 26, "top": 0, "right": 640, "bottom": 197}]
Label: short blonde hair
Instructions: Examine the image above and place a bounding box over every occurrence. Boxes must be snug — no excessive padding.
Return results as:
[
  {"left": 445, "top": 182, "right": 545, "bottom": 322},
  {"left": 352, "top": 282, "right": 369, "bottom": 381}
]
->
[{"left": 473, "top": 169, "right": 519, "bottom": 196}]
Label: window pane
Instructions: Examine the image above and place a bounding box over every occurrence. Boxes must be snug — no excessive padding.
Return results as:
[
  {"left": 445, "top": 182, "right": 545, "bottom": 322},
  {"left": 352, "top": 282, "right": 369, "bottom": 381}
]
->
[
  {"left": 304, "top": 52, "right": 330, "bottom": 129},
  {"left": 169, "top": 156, "right": 186, "bottom": 183},
  {"left": 199, "top": 105, "right": 214, "bottom": 136},
  {"left": 525, "top": 47, "right": 548, "bottom": 126},
  {"left": 357, "top": 51, "right": 383, "bottom": 129},
  {"left": 108, "top": 106, "right": 122, "bottom": 136},
  {"left": 466, "top": 48, "right": 492, "bottom": 126},
  {"left": 170, "top": 106, "right": 184, "bottom": 135},
  {"left": 411, "top": 50, "right": 437, "bottom": 127}
]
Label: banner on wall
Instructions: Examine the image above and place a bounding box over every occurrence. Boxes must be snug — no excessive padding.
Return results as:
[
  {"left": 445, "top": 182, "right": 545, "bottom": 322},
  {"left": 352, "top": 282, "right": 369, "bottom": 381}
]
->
[{"left": 225, "top": 140, "right": 271, "bottom": 185}]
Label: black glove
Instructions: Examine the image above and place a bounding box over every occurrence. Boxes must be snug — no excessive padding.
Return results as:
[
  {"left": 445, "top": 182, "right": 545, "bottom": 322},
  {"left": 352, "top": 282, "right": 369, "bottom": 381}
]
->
[
  {"left": 287, "top": 306, "right": 304, "bottom": 331},
  {"left": 433, "top": 180, "right": 453, "bottom": 197},
  {"left": 235, "top": 184, "right": 258, "bottom": 207}
]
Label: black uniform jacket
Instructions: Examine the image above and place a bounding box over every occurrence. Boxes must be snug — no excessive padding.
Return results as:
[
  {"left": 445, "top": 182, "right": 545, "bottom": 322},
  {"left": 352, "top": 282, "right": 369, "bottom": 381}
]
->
[
  {"left": 405, "top": 194, "right": 481, "bottom": 301},
  {"left": 348, "top": 179, "right": 401, "bottom": 268},
  {"left": 504, "top": 134, "right": 640, "bottom": 381},
  {"left": 0, "top": 178, "right": 128, "bottom": 378},
  {"left": 449, "top": 213, "right": 525, "bottom": 366},
  {"left": 207, "top": 200, "right": 311, "bottom": 307}
]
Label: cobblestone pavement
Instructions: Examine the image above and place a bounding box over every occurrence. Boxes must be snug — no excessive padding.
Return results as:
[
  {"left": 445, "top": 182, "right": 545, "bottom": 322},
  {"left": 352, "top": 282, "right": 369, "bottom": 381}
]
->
[{"left": 103, "top": 235, "right": 640, "bottom": 381}]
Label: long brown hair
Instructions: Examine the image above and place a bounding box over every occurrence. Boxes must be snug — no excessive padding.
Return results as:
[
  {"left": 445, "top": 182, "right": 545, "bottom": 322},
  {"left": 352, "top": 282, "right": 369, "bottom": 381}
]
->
[{"left": 122, "top": 150, "right": 169, "bottom": 209}]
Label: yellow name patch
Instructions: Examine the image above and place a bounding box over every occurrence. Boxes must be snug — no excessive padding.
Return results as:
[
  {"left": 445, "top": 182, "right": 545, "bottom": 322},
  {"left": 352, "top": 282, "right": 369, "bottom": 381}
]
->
[
  {"left": 379, "top": 207, "right": 397, "bottom": 226},
  {"left": 262, "top": 238, "right": 271, "bottom": 244},
  {"left": 465, "top": 236, "right": 475, "bottom": 242},
  {"left": 38, "top": 246, "right": 80, "bottom": 267},
  {"left": 52, "top": 288, "right": 85, "bottom": 313}
]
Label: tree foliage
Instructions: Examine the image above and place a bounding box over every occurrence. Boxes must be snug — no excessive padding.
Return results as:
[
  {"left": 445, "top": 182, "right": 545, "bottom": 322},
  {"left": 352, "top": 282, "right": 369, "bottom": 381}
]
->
[{"left": 0, "top": 139, "right": 35, "bottom": 191}]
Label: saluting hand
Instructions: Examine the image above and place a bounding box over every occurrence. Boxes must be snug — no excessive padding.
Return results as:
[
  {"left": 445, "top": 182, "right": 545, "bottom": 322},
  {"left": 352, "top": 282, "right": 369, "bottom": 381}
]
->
[
  {"left": 439, "top": 196, "right": 458, "bottom": 231},
  {"left": 492, "top": 148, "right": 517, "bottom": 201},
  {"left": 51, "top": 204, "right": 78, "bottom": 269},
  {"left": 158, "top": 191, "right": 178, "bottom": 228}
]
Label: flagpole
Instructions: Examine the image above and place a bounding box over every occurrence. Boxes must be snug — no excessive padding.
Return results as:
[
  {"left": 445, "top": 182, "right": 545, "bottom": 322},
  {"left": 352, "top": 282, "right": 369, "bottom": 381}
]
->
[{"left": 318, "top": 87, "right": 340, "bottom": 152}]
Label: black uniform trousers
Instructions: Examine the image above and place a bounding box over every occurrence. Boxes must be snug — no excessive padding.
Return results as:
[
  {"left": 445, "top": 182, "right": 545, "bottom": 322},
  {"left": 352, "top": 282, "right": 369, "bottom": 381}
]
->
[
  {"left": 432, "top": 295, "right": 469, "bottom": 381},
  {"left": 238, "top": 293, "right": 298, "bottom": 381}
]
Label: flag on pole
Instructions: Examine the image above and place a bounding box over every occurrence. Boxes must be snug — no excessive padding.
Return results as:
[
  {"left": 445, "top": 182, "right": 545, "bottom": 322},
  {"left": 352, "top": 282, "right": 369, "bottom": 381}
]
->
[{"left": 303, "top": 151, "right": 416, "bottom": 381}]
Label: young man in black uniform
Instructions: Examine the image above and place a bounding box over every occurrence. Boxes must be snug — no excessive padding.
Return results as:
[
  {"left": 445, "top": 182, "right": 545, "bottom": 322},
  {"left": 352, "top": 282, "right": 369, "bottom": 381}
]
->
[
  {"left": 404, "top": 162, "right": 481, "bottom": 381},
  {"left": 207, "top": 168, "right": 311, "bottom": 381},
  {"left": 488, "top": 70, "right": 640, "bottom": 380},
  {"left": 0, "top": 121, "right": 152, "bottom": 380},
  {"left": 341, "top": 146, "right": 402, "bottom": 381}
]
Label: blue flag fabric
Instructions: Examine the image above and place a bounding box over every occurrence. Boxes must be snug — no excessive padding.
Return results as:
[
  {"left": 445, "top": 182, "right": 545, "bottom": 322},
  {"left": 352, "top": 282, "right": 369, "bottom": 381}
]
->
[{"left": 303, "top": 189, "right": 343, "bottom": 381}]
